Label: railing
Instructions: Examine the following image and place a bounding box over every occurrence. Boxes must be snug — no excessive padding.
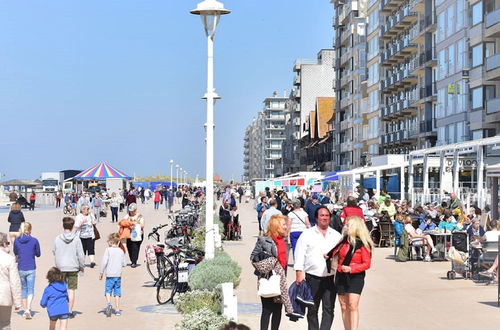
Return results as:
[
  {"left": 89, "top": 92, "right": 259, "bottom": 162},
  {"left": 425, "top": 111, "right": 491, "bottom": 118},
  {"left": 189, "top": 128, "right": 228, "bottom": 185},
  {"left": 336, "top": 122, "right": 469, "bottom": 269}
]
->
[
  {"left": 486, "top": 98, "right": 500, "bottom": 114},
  {"left": 486, "top": 53, "right": 500, "bottom": 71},
  {"left": 486, "top": 8, "right": 500, "bottom": 28}
]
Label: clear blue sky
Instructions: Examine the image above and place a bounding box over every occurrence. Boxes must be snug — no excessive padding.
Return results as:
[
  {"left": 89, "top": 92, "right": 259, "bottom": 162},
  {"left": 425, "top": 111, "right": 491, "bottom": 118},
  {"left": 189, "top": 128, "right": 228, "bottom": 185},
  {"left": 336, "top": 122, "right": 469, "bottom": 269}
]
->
[{"left": 0, "top": 0, "right": 332, "bottom": 182}]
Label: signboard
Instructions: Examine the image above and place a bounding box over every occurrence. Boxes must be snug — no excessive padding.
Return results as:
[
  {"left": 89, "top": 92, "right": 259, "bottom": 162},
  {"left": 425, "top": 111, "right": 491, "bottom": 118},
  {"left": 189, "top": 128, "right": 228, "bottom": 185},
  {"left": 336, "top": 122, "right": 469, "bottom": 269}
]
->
[{"left": 445, "top": 158, "right": 478, "bottom": 172}]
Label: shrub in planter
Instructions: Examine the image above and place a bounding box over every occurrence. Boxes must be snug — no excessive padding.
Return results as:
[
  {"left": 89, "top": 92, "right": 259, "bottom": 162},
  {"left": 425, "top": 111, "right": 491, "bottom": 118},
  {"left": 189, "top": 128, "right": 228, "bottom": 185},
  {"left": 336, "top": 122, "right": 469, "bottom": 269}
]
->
[
  {"left": 174, "top": 289, "right": 220, "bottom": 314},
  {"left": 189, "top": 251, "right": 242, "bottom": 291},
  {"left": 174, "top": 307, "right": 228, "bottom": 330},
  {"left": 192, "top": 226, "right": 206, "bottom": 251}
]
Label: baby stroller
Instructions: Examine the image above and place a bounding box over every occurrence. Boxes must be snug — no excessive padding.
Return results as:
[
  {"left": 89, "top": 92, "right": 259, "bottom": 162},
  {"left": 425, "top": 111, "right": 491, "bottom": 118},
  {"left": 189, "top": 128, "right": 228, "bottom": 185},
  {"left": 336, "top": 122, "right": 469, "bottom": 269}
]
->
[{"left": 446, "top": 232, "right": 473, "bottom": 280}]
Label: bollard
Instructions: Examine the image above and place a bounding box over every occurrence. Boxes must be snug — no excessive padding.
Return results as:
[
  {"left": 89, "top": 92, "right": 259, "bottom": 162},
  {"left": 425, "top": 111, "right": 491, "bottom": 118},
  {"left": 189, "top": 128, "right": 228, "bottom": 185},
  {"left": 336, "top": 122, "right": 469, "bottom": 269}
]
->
[
  {"left": 221, "top": 282, "right": 238, "bottom": 321},
  {"left": 214, "top": 226, "right": 222, "bottom": 248}
]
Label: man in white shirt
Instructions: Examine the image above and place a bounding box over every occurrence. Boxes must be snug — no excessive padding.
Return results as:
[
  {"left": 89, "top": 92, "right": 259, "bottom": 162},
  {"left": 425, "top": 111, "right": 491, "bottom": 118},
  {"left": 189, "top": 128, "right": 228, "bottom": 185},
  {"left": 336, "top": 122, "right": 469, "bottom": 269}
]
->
[
  {"left": 295, "top": 206, "right": 342, "bottom": 330},
  {"left": 260, "top": 199, "right": 282, "bottom": 233}
]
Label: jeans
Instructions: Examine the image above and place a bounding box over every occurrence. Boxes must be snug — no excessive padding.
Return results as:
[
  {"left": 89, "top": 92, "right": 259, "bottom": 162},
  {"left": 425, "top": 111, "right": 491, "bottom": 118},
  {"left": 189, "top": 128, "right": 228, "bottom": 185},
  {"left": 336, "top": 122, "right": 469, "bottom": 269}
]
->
[
  {"left": 19, "top": 269, "right": 36, "bottom": 298},
  {"left": 154, "top": 202, "right": 159, "bottom": 210},
  {"left": 29, "top": 201, "right": 35, "bottom": 210},
  {"left": 260, "top": 297, "right": 282, "bottom": 330},
  {"left": 110, "top": 207, "right": 118, "bottom": 222},
  {"left": 290, "top": 231, "right": 303, "bottom": 256},
  {"left": 306, "top": 273, "right": 336, "bottom": 330}
]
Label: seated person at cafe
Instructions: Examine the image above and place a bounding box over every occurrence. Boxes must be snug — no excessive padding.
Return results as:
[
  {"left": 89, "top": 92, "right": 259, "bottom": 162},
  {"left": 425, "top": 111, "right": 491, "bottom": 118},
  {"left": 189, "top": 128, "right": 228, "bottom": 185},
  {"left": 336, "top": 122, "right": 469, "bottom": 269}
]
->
[
  {"left": 419, "top": 215, "right": 436, "bottom": 232},
  {"left": 483, "top": 220, "right": 500, "bottom": 242},
  {"left": 438, "top": 215, "right": 458, "bottom": 232},
  {"left": 467, "top": 219, "right": 485, "bottom": 241},
  {"left": 378, "top": 198, "right": 397, "bottom": 221},
  {"left": 404, "top": 216, "right": 436, "bottom": 262}
]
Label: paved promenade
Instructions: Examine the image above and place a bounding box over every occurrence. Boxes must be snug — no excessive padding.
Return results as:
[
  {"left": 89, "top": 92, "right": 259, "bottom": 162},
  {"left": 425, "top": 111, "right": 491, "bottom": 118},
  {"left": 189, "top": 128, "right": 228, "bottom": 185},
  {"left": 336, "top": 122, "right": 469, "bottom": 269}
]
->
[{"left": 2, "top": 199, "right": 499, "bottom": 329}]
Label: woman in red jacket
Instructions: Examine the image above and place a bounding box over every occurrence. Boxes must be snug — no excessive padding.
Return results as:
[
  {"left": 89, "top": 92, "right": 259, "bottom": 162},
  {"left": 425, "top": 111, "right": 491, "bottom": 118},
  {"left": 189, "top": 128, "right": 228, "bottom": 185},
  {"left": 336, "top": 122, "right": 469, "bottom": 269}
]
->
[
  {"left": 334, "top": 216, "right": 374, "bottom": 330},
  {"left": 340, "top": 196, "right": 364, "bottom": 224}
]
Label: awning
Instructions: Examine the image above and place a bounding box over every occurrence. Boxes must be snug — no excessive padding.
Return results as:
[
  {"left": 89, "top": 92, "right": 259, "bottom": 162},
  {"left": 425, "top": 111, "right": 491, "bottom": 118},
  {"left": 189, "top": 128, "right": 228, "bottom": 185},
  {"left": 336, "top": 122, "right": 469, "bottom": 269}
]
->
[
  {"left": 0, "top": 179, "right": 40, "bottom": 187},
  {"left": 74, "top": 162, "right": 132, "bottom": 180},
  {"left": 322, "top": 170, "right": 346, "bottom": 181},
  {"left": 306, "top": 140, "right": 319, "bottom": 149}
]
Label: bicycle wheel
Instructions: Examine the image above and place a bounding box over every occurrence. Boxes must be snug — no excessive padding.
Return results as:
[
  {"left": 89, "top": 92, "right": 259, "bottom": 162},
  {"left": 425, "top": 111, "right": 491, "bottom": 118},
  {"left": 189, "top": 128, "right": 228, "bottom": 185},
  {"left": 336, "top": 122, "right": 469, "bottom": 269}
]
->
[
  {"left": 146, "top": 261, "right": 160, "bottom": 281},
  {"left": 63, "top": 207, "right": 68, "bottom": 215},
  {"left": 156, "top": 269, "right": 176, "bottom": 304}
]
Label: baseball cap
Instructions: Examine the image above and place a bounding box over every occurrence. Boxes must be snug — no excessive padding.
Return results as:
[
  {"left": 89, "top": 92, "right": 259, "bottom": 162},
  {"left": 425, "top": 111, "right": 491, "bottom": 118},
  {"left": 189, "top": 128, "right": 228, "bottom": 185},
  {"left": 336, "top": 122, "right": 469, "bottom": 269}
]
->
[{"left": 128, "top": 203, "right": 137, "bottom": 212}]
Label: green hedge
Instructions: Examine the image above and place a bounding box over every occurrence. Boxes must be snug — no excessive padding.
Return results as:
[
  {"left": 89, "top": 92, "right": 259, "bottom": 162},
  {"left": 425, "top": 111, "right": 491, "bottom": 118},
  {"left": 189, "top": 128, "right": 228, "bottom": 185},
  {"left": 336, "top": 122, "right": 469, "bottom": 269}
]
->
[
  {"left": 174, "top": 289, "right": 221, "bottom": 314},
  {"left": 188, "top": 251, "right": 241, "bottom": 291},
  {"left": 174, "top": 307, "right": 228, "bottom": 330}
]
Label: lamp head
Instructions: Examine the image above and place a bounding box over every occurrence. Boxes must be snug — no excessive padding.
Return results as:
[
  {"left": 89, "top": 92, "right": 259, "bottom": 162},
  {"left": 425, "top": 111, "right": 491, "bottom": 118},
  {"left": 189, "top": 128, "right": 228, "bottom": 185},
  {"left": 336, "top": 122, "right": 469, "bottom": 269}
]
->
[
  {"left": 190, "top": 0, "right": 230, "bottom": 37},
  {"left": 170, "top": 159, "right": 174, "bottom": 164}
]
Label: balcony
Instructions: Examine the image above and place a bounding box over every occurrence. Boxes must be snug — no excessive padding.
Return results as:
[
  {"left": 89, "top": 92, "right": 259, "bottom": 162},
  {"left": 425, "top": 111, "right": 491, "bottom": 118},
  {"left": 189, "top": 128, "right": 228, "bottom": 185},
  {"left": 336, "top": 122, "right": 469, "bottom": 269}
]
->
[
  {"left": 266, "top": 125, "right": 285, "bottom": 130},
  {"left": 381, "top": 6, "right": 418, "bottom": 38},
  {"left": 381, "top": 99, "right": 417, "bottom": 120},
  {"left": 340, "top": 24, "right": 353, "bottom": 45},
  {"left": 265, "top": 115, "right": 285, "bottom": 121},
  {"left": 340, "top": 49, "right": 352, "bottom": 66},
  {"left": 419, "top": 120, "right": 434, "bottom": 134},
  {"left": 486, "top": 53, "right": 500, "bottom": 75},
  {"left": 382, "top": 36, "right": 418, "bottom": 65},
  {"left": 485, "top": 8, "right": 500, "bottom": 38},
  {"left": 379, "top": 0, "right": 404, "bottom": 12},
  {"left": 265, "top": 134, "right": 285, "bottom": 140},
  {"left": 294, "top": 75, "right": 301, "bottom": 85},
  {"left": 339, "top": 1, "right": 358, "bottom": 25},
  {"left": 487, "top": 98, "right": 500, "bottom": 115}
]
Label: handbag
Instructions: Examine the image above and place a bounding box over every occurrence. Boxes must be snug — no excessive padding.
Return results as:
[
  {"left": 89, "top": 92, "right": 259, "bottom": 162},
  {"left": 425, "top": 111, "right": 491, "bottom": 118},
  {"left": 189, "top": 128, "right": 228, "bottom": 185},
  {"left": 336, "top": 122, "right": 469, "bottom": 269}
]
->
[
  {"left": 257, "top": 271, "right": 281, "bottom": 298},
  {"left": 131, "top": 223, "right": 142, "bottom": 242},
  {"left": 93, "top": 224, "right": 101, "bottom": 241}
]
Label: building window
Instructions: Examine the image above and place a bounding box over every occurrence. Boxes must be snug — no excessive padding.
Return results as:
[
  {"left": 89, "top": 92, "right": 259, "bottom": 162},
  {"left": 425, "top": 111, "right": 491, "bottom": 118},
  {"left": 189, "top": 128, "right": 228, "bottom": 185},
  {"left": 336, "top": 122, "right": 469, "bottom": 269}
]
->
[
  {"left": 485, "top": 85, "right": 496, "bottom": 101},
  {"left": 472, "top": 1, "right": 483, "bottom": 26},
  {"left": 471, "top": 87, "right": 483, "bottom": 109},
  {"left": 472, "top": 130, "right": 483, "bottom": 140},
  {"left": 457, "top": 0, "right": 464, "bottom": 30},
  {"left": 485, "top": 42, "right": 496, "bottom": 58},
  {"left": 446, "top": 6, "right": 455, "bottom": 37},
  {"left": 471, "top": 44, "right": 483, "bottom": 67}
]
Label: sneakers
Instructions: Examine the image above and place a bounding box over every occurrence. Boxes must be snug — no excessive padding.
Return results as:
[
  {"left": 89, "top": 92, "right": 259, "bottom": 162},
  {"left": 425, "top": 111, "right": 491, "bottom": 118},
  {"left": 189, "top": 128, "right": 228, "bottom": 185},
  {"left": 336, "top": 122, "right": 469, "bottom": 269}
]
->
[
  {"left": 23, "top": 311, "right": 31, "bottom": 319},
  {"left": 115, "top": 310, "right": 122, "bottom": 316},
  {"left": 431, "top": 247, "right": 437, "bottom": 254},
  {"left": 105, "top": 304, "right": 112, "bottom": 317},
  {"left": 68, "top": 312, "right": 75, "bottom": 319},
  {"left": 424, "top": 255, "right": 431, "bottom": 262},
  {"left": 90, "top": 262, "right": 96, "bottom": 268}
]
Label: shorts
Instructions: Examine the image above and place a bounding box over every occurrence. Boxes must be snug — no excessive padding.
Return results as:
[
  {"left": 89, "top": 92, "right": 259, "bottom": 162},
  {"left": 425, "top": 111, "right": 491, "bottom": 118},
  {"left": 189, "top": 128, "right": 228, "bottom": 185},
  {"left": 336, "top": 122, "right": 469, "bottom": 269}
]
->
[
  {"left": 335, "top": 271, "right": 365, "bottom": 295},
  {"left": 105, "top": 277, "right": 122, "bottom": 297},
  {"left": 411, "top": 238, "right": 424, "bottom": 246},
  {"left": 62, "top": 271, "right": 79, "bottom": 290},
  {"left": 81, "top": 237, "right": 95, "bottom": 255},
  {"left": 49, "top": 313, "right": 70, "bottom": 321},
  {"left": 19, "top": 270, "right": 36, "bottom": 298}
]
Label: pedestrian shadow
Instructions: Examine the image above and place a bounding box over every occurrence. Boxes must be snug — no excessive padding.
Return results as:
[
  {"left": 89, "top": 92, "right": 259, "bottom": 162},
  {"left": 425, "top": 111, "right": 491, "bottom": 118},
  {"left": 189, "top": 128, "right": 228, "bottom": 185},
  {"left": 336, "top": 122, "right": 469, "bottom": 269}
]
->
[{"left": 478, "top": 301, "right": 500, "bottom": 308}]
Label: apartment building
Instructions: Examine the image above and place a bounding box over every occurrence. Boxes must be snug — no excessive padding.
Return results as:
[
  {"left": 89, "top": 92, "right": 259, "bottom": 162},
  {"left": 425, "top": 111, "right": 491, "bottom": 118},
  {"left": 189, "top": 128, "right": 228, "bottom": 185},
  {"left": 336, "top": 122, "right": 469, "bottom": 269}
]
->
[
  {"left": 283, "top": 50, "right": 336, "bottom": 173},
  {"left": 332, "top": 0, "right": 369, "bottom": 170},
  {"left": 242, "top": 93, "right": 287, "bottom": 181}
]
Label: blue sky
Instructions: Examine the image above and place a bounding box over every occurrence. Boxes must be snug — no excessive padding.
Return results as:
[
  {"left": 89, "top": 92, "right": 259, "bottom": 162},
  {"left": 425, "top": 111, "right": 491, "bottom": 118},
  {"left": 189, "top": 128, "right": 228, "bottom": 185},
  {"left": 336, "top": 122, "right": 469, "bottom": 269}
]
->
[{"left": 0, "top": 0, "right": 332, "bottom": 181}]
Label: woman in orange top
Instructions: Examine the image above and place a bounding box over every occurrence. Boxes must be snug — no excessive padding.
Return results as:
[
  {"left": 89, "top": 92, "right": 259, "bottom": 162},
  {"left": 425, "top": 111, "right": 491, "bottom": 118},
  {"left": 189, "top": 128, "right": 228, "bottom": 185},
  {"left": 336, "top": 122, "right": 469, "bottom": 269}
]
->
[{"left": 118, "top": 203, "right": 144, "bottom": 268}]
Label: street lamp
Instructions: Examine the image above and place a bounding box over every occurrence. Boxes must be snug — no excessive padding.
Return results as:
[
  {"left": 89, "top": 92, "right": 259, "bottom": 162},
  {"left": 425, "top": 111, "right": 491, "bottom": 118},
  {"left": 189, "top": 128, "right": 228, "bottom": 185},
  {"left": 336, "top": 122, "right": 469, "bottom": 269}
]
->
[
  {"left": 176, "top": 164, "right": 180, "bottom": 190},
  {"left": 169, "top": 160, "right": 174, "bottom": 190},
  {"left": 191, "top": 0, "right": 230, "bottom": 260},
  {"left": 185, "top": 171, "right": 188, "bottom": 186},
  {"left": 180, "top": 167, "right": 183, "bottom": 186}
]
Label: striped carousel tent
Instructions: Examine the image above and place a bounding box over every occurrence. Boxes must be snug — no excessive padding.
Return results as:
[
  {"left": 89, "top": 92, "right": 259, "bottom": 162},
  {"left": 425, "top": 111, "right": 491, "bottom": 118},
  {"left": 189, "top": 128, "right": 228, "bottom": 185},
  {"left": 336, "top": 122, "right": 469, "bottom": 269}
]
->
[{"left": 73, "top": 162, "right": 132, "bottom": 180}]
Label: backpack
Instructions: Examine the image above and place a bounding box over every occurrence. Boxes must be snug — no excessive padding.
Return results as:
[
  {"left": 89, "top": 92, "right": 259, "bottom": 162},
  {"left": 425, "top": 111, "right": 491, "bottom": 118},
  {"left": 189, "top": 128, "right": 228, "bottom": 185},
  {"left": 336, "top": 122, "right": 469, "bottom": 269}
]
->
[{"left": 396, "top": 230, "right": 409, "bottom": 262}]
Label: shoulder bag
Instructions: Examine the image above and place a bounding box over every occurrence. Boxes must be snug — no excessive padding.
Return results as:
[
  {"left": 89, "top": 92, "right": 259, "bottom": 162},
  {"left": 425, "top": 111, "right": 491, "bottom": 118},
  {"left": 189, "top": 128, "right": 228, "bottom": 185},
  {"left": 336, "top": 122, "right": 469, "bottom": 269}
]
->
[{"left": 257, "top": 271, "right": 281, "bottom": 298}]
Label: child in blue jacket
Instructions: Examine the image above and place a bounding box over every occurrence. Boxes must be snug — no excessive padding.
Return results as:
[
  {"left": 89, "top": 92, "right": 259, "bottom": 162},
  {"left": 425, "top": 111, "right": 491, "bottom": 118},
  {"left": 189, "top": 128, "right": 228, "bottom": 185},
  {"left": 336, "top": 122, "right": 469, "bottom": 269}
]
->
[{"left": 40, "top": 267, "right": 70, "bottom": 330}]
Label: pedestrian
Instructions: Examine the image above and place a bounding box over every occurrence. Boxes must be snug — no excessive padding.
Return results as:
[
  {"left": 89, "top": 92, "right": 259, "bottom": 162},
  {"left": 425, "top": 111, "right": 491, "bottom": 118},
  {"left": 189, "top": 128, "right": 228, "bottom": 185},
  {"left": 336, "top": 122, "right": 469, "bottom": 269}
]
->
[
  {"left": 287, "top": 199, "right": 311, "bottom": 256},
  {"left": 332, "top": 216, "right": 373, "bottom": 330},
  {"left": 304, "top": 195, "right": 321, "bottom": 226},
  {"left": 118, "top": 189, "right": 125, "bottom": 212},
  {"left": 53, "top": 217, "right": 85, "bottom": 318},
  {"left": 237, "top": 186, "right": 244, "bottom": 203},
  {"left": 29, "top": 191, "right": 36, "bottom": 211},
  {"left": 118, "top": 203, "right": 144, "bottom": 268},
  {"left": 55, "top": 191, "right": 62, "bottom": 208},
  {"left": 294, "top": 206, "right": 342, "bottom": 330},
  {"left": 0, "top": 232, "right": 22, "bottom": 329},
  {"left": 7, "top": 202, "right": 25, "bottom": 243},
  {"left": 40, "top": 267, "right": 70, "bottom": 330},
  {"left": 13, "top": 222, "right": 41, "bottom": 319},
  {"left": 165, "top": 189, "right": 174, "bottom": 213},
  {"left": 107, "top": 192, "right": 120, "bottom": 223},
  {"left": 74, "top": 205, "right": 97, "bottom": 268},
  {"left": 182, "top": 191, "right": 190, "bottom": 209},
  {"left": 260, "top": 199, "right": 282, "bottom": 234},
  {"left": 125, "top": 189, "right": 137, "bottom": 206},
  {"left": 99, "top": 233, "right": 125, "bottom": 317},
  {"left": 153, "top": 190, "right": 161, "bottom": 210},
  {"left": 256, "top": 196, "right": 270, "bottom": 236},
  {"left": 92, "top": 194, "right": 103, "bottom": 223}
]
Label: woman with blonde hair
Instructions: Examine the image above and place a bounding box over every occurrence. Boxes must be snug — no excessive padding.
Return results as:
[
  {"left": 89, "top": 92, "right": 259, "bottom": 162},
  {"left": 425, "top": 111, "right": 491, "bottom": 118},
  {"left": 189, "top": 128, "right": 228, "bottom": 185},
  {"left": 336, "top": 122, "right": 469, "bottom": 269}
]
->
[
  {"left": 250, "top": 214, "right": 293, "bottom": 330},
  {"left": 7, "top": 202, "right": 25, "bottom": 243},
  {"left": 13, "top": 222, "right": 41, "bottom": 319},
  {"left": 333, "top": 216, "right": 374, "bottom": 330}
]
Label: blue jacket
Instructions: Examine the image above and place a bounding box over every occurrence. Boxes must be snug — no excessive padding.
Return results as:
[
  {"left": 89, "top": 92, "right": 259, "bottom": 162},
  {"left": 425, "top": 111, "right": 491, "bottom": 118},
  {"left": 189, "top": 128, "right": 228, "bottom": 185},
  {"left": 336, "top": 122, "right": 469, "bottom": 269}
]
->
[
  {"left": 40, "top": 282, "right": 69, "bottom": 317},
  {"left": 393, "top": 221, "right": 404, "bottom": 246},
  {"left": 419, "top": 220, "right": 436, "bottom": 232},
  {"left": 304, "top": 202, "right": 320, "bottom": 226},
  {"left": 288, "top": 281, "right": 314, "bottom": 319},
  {"left": 13, "top": 234, "right": 41, "bottom": 271}
]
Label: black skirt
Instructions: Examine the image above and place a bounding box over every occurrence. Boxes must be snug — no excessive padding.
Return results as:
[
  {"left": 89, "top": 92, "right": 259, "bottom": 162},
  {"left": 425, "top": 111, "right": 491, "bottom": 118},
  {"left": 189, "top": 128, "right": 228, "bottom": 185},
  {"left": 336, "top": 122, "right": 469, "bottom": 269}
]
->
[{"left": 335, "top": 271, "right": 365, "bottom": 295}]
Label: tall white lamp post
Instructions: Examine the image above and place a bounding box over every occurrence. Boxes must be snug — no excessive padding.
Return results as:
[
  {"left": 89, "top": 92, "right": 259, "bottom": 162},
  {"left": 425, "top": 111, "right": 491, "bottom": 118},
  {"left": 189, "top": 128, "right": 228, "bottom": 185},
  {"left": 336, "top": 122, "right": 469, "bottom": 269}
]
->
[
  {"left": 169, "top": 160, "right": 174, "bottom": 190},
  {"left": 176, "top": 164, "right": 180, "bottom": 190},
  {"left": 191, "top": 0, "right": 230, "bottom": 260},
  {"left": 180, "top": 167, "right": 183, "bottom": 186}
]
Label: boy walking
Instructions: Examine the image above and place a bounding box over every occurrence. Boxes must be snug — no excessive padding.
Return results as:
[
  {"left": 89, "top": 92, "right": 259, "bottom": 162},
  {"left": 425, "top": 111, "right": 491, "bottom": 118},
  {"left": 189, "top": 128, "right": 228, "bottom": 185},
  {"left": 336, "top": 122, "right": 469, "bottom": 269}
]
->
[
  {"left": 53, "top": 217, "right": 85, "bottom": 318},
  {"left": 99, "top": 233, "right": 125, "bottom": 317}
]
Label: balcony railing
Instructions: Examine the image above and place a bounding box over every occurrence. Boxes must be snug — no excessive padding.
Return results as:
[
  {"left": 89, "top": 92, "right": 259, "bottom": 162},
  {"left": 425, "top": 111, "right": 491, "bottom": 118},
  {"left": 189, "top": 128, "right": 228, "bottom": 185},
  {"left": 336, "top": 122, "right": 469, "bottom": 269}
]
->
[
  {"left": 486, "top": 8, "right": 500, "bottom": 28},
  {"left": 486, "top": 53, "right": 500, "bottom": 71},
  {"left": 486, "top": 98, "right": 500, "bottom": 114}
]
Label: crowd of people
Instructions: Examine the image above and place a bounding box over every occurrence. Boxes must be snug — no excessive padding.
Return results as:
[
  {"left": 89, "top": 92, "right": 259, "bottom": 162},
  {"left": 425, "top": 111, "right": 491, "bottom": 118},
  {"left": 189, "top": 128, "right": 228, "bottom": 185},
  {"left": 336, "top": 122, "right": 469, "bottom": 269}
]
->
[
  {"left": 0, "top": 191, "right": 150, "bottom": 330},
  {"left": 251, "top": 185, "right": 499, "bottom": 330}
]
